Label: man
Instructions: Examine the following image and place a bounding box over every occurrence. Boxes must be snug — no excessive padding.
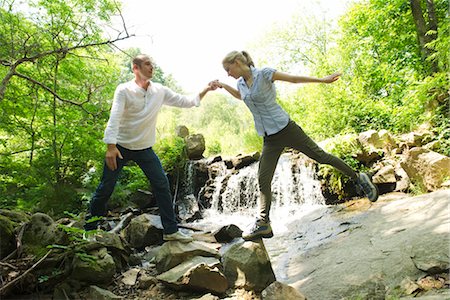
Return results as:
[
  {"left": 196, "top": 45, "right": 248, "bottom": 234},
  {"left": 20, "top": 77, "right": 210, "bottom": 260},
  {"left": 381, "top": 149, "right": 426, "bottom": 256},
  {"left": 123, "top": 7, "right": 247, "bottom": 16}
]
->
[{"left": 84, "top": 54, "right": 216, "bottom": 242}]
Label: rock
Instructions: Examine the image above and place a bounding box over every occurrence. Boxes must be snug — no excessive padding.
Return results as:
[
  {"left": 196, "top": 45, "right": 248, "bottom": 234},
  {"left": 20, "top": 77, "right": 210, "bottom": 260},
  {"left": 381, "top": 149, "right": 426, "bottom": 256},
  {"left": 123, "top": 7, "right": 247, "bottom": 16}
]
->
[
  {"left": 138, "top": 273, "right": 158, "bottom": 289},
  {"left": 89, "top": 285, "right": 123, "bottom": 299},
  {"left": 21, "top": 212, "right": 68, "bottom": 256},
  {"left": 231, "top": 153, "right": 259, "bottom": 170},
  {"left": 176, "top": 125, "right": 189, "bottom": 138},
  {"left": 394, "top": 165, "right": 411, "bottom": 192},
  {"left": 177, "top": 194, "right": 200, "bottom": 222},
  {"left": 192, "top": 293, "right": 220, "bottom": 300},
  {"left": 372, "top": 165, "right": 397, "bottom": 194},
  {"left": 157, "top": 256, "right": 227, "bottom": 294},
  {"left": 261, "top": 281, "right": 307, "bottom": 300},
  {"left": 71, "top": 247, "right": 116, "bottom": 284},
  {"left": 411, "top": 236, "right": 450, "bottom": 274},
  {"left": 358, "top": 130, "right": 385, "bottom": 150},
  {"left": 0, "top": 214, "right": 15, "bottom": 259},
  {"left": 185, "top": 134, "right": 206, "bottom": 160},
  {"left": 222, "top": 240, "right": 276, "bottom": 292},
  {"left": 373, "top": 165, "right": 396, "bottom": 184},
  {"left": 155, "top": 241, "right": 220, "bottom": 273},
  {"left": 399, "top": 130, "right": 433, "bottom": 148},
  {"left": 400, "top": 147, "right": 450, "bottom": 191},
  {"left": 213, "top": 224, "right": 243, "bottom": 243},
  {"left": 123, "top": 214, "right": 163, "bottom": 249},
  {"left": 400, "top": 278, "right": 421, "bottom": 295},
  {"left": 121, "top": 268, "right": 140, "bottom": 286},
  {"left": 283, "top": 190, "right": 450, "bottom": 300},
  {"left": 129, "top": 189, "right": 156, "bottom": 209}
]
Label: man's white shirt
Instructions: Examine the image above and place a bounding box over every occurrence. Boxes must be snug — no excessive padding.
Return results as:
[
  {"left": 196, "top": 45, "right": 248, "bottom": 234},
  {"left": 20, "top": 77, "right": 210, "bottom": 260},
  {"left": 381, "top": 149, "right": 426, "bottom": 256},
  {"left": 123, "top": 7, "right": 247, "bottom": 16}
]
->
[{"left": 103, "top": 80, "right": 200, "bottom": 150}]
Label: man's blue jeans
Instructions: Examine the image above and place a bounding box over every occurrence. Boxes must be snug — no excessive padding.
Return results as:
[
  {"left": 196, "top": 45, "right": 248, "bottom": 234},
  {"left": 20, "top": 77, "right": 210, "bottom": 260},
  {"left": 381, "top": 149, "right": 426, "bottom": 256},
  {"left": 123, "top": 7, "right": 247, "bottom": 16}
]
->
[{"left": 86, "top": 144, "right": 178, "bottom": 234}]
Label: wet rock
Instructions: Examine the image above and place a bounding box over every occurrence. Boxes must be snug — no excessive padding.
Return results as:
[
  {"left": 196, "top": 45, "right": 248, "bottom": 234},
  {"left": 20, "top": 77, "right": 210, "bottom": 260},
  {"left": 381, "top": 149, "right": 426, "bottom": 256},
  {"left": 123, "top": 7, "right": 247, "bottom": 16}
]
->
[
  {"left": 155, "top": 241, "right": 220, "bottom": 273},
  {"left": 231, "top": 153, "right": 259, "bottom": 170},
  {"left": 177, "top": 194, "right": 201, "bottom": 222},
  {"left": 156, "top": 256, "right": 227, "bottom": 294},
  {"left": 221, "top": 240, "right": 276, "bottom": 292},
  {"left": 213, "top": 224, "right": 243, "bottom": 243}
]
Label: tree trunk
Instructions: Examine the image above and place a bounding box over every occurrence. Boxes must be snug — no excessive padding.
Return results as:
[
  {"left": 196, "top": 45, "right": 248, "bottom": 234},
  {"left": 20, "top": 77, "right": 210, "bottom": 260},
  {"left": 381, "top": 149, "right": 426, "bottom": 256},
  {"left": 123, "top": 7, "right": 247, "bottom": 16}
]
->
[{"left": 409, "top": 0, "right": 439, "bottom": 73}]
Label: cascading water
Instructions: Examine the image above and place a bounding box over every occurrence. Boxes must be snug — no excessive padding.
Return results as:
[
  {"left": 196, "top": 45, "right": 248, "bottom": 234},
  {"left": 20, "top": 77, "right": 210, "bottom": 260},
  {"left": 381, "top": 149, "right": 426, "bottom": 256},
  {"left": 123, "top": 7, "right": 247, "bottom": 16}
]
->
[{"left": 191, "top": 152, "right": 326, "bottom": 234}]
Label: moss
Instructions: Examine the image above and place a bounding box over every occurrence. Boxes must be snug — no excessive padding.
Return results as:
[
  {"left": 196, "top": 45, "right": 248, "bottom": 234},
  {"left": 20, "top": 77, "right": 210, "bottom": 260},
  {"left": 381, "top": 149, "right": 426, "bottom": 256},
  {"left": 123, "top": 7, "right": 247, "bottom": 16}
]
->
[{"left": 0, "top": 214, "right": 16, "bottom": 258}]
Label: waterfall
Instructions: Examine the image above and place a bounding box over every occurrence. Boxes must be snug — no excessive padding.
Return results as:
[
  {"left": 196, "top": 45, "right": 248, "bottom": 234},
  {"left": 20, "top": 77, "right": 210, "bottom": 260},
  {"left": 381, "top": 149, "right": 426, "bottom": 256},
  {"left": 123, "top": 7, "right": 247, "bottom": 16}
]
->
[{"left": 193, "top": 152, "right": 326, "bottom": 231}]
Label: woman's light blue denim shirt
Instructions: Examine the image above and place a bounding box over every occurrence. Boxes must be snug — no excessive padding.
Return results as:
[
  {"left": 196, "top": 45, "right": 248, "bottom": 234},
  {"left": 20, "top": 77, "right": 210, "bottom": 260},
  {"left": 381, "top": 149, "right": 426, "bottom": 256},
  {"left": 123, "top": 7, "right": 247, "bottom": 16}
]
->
[{"left": 237, "top": 67, "right": 290, "bottom": 136}]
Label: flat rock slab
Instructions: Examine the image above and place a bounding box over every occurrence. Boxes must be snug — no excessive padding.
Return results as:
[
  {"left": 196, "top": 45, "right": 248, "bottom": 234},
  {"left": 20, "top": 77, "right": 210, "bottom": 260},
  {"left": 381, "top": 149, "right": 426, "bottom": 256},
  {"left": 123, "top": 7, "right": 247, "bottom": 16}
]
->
[{"left": 265, "top": 190, "right": 450, "bottom": 300}]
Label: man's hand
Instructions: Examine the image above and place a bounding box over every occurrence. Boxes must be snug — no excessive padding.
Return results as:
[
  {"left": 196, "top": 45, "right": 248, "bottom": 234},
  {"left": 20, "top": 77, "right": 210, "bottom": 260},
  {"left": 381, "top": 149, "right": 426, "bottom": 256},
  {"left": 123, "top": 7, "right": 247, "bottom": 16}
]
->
[
  {"left": 209, "top": 80, "right": 223, "bottom": 89},
  {"left": 105, "top": 144, "right": 123, "bottom": 171}
]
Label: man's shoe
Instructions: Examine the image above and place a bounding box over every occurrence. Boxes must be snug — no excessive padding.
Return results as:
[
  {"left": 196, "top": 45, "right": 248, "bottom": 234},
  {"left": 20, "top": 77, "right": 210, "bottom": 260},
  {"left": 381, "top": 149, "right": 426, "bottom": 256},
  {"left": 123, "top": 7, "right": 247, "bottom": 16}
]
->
[
  {"left": 356, "top": 172, "right": 379, "bottom": 202},
  {"left": 163, "top": 230, "right": 193, "bottom": 243},
  {"left": 242, "top": 220, "right": 273, "bottom": 241}
]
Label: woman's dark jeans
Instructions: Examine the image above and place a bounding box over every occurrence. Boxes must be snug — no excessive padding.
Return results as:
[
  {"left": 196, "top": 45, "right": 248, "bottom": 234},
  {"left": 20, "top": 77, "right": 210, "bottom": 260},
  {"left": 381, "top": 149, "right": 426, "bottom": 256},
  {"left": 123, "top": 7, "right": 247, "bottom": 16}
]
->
[
  {"left": 86, "top": 144, "right": 178, "bottom": 234},
  {"left": 258, "top": 120, "right": 358, "bottom": 222}
]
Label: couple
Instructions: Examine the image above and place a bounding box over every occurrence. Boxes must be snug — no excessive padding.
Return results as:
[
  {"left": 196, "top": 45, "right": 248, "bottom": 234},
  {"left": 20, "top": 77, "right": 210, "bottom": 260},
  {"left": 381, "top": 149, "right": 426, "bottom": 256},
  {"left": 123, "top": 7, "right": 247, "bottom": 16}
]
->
[{"left": 84, "top": 52, "right": 378, "bottom": 242}]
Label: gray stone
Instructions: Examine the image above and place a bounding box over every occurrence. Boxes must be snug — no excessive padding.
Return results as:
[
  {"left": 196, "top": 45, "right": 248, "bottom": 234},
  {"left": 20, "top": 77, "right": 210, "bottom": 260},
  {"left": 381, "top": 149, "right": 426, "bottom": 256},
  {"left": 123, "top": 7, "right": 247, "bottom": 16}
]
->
[
  {"left": 157, "top": 256, "right": 227, "bottom": 294},
  {"left": 155, "top": 240, "right": 220, "bottom": 273},
  {"left": 89, "top": 285, "right": 123, "bottom": 299},
  {"left": 222, "top": 240, "right": 276, "bottom": 292},
  {"left": 185, "top": 134, "right": 206, "bottom": 160},
  {"left": 71, "top": 247, "right": 116, "bottom": 284},
  {"left": 123, "top": 214, "right": 163, "bottom": 249},
  {"left": 261, "top": 281, "right": 307, "bottom": 300},
  {"left": 400, "top": 147, "right": 450, "bottom": 191}
]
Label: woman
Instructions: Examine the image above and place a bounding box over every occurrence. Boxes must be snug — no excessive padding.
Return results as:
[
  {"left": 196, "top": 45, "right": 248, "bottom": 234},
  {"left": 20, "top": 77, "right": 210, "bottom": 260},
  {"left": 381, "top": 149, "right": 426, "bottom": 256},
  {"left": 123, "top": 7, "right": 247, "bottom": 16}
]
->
[{"left": 211, "top": 50, "right": 378, "bottom": 241}]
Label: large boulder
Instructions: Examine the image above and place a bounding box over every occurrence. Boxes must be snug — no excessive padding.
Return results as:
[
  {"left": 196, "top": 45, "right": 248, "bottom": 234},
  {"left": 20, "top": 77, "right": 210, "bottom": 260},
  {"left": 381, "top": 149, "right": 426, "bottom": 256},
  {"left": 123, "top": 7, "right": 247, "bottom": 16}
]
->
[
  {"left": 21, "top": 213, "right": 68, "bottom": 256},
  {"left": 221, "top": 240, "right": 276, "bottom": 292},
  {"left": 400, "top": 147, "right": 450, "bottom": 191}
]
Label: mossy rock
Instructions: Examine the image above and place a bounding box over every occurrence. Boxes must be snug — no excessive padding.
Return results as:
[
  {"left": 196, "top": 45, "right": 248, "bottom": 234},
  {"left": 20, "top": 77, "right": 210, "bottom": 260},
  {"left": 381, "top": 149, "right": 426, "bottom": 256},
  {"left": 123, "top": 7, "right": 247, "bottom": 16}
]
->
[
  {"left": 21, "top": 213, "right": 69, "bottom": 257},
  {"left": 0, "top": 209, "right": 30, "bottom": 225},
  {"left": 0, "top": 215, "right": 16, "bottom": 259}
]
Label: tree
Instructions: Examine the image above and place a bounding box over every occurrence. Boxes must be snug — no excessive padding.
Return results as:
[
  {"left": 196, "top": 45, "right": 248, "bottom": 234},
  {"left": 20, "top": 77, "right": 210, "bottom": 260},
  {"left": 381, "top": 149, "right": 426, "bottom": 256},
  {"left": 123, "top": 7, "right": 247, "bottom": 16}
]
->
[
  {"left": 0, "top": 0, "right": 133, "bottom": 214},
  {"left": 409, "top": 0, "right": 440, "bottom": 73}
]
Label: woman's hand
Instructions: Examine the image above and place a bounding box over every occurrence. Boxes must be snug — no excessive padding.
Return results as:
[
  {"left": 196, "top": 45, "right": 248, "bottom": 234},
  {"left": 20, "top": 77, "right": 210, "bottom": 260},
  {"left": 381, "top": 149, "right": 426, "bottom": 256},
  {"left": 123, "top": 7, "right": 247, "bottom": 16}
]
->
[
  {"left": 322, "top": 72, "right": 341, "bottom": 83},
  {"left": 208, "top": 80, "right": 223, "bottom": 89}
]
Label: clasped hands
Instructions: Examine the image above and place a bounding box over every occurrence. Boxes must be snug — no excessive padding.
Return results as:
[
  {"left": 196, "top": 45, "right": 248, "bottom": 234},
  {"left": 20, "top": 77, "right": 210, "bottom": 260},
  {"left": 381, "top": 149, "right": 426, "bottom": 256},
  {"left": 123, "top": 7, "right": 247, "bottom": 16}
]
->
[{"left": 208, "top": 80, "right": 222, "bottom": 90}]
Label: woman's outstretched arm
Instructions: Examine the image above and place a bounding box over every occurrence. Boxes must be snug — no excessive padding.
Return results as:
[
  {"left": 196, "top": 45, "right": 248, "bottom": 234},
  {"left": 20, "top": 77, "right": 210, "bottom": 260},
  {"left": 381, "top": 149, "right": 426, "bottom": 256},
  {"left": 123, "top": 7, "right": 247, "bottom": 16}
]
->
[
  {"left": 272, "top": 71, "right": 341, "bottom": 84},
  {"left": 210, "top": 80, "right": 241, "bottom": 99}
]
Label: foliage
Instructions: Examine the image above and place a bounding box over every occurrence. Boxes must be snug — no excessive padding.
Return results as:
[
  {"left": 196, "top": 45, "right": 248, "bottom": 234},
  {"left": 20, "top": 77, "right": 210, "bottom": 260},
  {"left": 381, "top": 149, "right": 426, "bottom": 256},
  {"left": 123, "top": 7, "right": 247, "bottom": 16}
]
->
[
  {"left": 0, "top": 0, "right": 127, "bottom": 216},
  {"left": 318, "top": 134, "right": 369, "bottom": 198},
  {"left": 156, "top": 93, "right": 261, "bottom": 157},
  {"left": 249, "top": 0, "right": 449, "bottom": 143}
]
